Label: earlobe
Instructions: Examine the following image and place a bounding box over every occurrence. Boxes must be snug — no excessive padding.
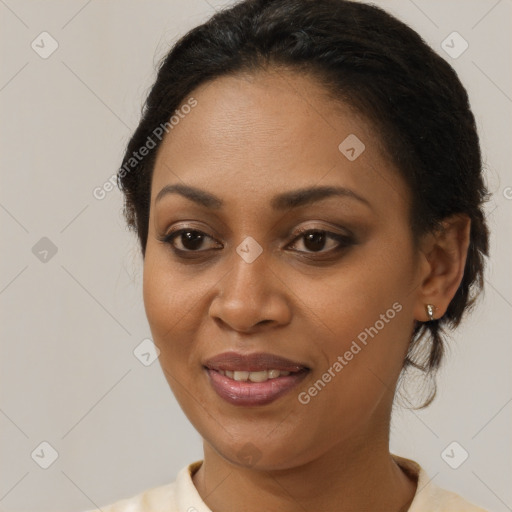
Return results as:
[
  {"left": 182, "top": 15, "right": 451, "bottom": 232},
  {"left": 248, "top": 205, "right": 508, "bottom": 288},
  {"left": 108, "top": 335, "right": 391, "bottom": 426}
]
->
[{"left": 413, "top": 214, "right": 471, "bottom": 322}]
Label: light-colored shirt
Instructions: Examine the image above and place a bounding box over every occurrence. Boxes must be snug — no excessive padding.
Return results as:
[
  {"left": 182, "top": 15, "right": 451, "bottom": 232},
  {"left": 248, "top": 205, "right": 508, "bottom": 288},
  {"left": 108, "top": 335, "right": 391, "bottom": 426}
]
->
[{"left": 84, "top": 454, "right": 490, "bottom": 512}]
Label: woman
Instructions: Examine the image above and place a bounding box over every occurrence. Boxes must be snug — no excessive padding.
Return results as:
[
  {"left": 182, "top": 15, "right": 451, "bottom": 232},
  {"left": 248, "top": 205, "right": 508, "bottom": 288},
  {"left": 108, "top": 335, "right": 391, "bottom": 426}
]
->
[{"left": 88, "top": 0, "right": 491, "bottom": 510}]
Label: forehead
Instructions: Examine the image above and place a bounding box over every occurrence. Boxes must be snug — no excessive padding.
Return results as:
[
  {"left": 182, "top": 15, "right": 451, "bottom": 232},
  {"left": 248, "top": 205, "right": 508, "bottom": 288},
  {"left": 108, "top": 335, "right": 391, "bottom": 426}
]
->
[{"left": 150, "top": 69, "right": 408, "bottom": 214}]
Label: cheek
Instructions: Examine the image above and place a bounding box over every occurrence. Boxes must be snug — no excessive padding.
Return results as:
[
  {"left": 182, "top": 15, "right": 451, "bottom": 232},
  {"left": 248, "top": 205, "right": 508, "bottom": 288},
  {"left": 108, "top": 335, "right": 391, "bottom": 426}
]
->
[
  {"left": 295, "top": 246, "right": 411, "bottom": 338},
  {"left": 142, "top": 244, "right": 225, "bottom": 383},
  {"left": 142, "top": 249, "right": 195, "bottom": 361},
  {"left": 143, "top": 253, "right": 173, "bottom": 339},
  {"left": 298, "top": 236, "right": 416, "bottom": 386},
  {"left": 142, "top": 253, "right": 204, "bottom": 409}
]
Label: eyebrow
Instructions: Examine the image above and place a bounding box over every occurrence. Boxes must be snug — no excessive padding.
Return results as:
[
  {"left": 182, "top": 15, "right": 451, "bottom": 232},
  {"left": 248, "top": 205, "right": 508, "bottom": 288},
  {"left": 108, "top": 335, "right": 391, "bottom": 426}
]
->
[{"left": 155, "top": 183, "right": 372, "bottom": 211}]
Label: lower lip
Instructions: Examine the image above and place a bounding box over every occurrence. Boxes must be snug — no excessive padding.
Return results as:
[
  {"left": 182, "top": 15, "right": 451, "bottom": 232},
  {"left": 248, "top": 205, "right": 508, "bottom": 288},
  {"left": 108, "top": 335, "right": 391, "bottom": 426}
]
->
[{"left": 206, "top": 368, "right": 309, "bottom": 406}]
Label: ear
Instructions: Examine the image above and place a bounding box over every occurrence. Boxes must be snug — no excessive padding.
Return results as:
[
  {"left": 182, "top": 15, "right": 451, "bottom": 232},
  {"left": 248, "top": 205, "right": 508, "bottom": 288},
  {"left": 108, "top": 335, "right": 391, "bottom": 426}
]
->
[{"left": 413, "top": 214, "right": 471, "bottom": 322}]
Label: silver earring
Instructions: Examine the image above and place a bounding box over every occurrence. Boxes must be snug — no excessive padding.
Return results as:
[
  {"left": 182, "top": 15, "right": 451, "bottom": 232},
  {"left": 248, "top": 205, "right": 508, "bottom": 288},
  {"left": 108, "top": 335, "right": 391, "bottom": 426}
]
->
[{"left": 425, "top": 304, "right": 436, "bottom": 321}]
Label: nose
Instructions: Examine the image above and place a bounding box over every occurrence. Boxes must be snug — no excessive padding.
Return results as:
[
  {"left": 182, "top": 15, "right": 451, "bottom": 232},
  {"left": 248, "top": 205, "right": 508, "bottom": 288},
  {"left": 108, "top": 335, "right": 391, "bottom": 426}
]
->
[{"left": 208, "top": 245, "right": 292, "bottom": 334}]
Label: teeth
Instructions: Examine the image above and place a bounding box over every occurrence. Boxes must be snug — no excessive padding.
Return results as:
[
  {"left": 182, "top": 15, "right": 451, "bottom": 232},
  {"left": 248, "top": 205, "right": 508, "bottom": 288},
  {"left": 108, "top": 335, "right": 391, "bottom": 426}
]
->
[
  {"left": 217, "top": 369, "right": 293, "bottom": 382},
  {"left": 233, "top": 371, "right": 249, "bottom": 381},
  {"left": 248, "top": 370, "right": 268, "bottom": 382},
  {"left": 268, "top": 369, "right": 281, "bottom": 379}
]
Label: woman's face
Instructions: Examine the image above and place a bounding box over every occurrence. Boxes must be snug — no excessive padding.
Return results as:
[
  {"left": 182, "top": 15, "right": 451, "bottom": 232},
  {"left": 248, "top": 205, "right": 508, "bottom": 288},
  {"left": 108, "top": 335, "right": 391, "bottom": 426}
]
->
[{"left": 143, "top": 69, "right": 425, "bottom": 469}]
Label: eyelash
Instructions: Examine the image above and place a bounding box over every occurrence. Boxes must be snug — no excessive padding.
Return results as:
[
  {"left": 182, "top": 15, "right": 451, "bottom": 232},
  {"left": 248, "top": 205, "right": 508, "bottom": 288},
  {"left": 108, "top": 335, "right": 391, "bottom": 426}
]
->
[{"left": 158, "top": 226, "right": 355, "bottom": 258}]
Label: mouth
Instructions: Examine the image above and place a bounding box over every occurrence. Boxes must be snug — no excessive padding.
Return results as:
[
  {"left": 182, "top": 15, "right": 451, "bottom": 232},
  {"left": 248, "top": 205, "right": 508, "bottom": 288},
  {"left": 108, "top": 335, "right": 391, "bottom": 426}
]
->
[{"left": 203, "top": 351, "right": 310, "bottom": 406}]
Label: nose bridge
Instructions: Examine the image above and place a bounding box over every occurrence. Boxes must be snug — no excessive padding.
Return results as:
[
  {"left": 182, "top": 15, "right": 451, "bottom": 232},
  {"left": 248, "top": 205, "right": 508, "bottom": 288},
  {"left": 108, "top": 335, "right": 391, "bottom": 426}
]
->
[
  {"left": 209, "top": 236, "right": 291, "bottom": 331},
  {"left": 225, "top": 235, "right": 270, "bottom": 304}
]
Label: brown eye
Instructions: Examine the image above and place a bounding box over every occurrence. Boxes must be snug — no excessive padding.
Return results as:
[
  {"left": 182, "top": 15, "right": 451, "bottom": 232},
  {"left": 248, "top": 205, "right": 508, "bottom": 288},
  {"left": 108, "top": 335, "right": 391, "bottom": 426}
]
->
[
  {"left": 158, "top": 226, "right": 354, "bottom": 259},
  {"left": 288, "top": 229, "right": 354, "bottom": 254},
  {"left": 161, "top": 229, "right": 221, "bottom": 252}
]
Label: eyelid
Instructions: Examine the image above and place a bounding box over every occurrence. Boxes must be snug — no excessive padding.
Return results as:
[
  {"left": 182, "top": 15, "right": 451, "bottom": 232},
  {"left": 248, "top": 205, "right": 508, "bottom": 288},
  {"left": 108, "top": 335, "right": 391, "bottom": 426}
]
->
[
  {"left": 286, "top": 226, "right": 355, "bottom": 252},
  {"left": 158, "top": 227, "right": 220, "bottom": 251},
  {"left": 289, "top": 224, "right": 354, "bottom": 241},
  {"left": 159, "top": 224, "right": 355, "bottom": 256}
]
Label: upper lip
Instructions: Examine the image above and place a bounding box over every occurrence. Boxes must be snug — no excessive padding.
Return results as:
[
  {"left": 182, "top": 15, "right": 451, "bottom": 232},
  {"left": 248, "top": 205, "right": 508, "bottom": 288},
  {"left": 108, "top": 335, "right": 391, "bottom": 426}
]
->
[{"left": 203, "top": 351, "right": 309, "bottom": 372}]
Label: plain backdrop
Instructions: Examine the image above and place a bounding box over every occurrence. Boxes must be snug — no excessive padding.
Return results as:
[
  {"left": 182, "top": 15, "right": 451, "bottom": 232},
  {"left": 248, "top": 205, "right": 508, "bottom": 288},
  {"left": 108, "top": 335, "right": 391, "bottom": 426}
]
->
[{"left": 0, "top": 1, "right": 511, "bottom": 511}]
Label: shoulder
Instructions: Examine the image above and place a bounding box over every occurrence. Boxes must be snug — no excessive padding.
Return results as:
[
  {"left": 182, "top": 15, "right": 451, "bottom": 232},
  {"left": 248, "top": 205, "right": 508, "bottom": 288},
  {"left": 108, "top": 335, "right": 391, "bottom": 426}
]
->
[
  {"left": 82, "top": 481, "right": 177, "bottom": 512},
  {"left": 415, "top": 480, "right": 491, "bottom": 512},
  {"left": 425, "top": 486, "right": 490, "bottom": 512},
  {"left": 392, "top": 454, "right": 491, "bottom": 512},
  {"left": 81, "top": 461, "right": 203, "bottom": 512}
]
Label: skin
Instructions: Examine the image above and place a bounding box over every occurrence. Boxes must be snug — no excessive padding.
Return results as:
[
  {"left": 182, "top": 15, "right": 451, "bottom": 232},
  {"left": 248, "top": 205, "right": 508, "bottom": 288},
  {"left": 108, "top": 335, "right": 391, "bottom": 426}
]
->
[{"left": 142, "top": 68, "right": 471, "bottom": 512}]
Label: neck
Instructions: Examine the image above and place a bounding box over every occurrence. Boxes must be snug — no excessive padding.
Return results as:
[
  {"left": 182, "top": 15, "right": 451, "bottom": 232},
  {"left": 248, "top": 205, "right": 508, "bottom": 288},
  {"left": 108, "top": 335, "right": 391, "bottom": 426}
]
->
[{"left": 192, "top": 429, "right": 417, "bottom": 512}]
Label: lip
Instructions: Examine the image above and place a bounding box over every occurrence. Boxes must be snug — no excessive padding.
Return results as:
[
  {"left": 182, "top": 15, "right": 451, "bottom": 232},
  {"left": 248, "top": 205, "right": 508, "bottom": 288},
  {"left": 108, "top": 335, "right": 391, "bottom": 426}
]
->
[
  {"left": 203, "top": 351, "right": 310, "bottom": 407},
  {"left": 203, "top": 351, "right": 309, "bottom": 372},
  {"left": 206, "top": 367, "right": 309, "bottom": 406}
]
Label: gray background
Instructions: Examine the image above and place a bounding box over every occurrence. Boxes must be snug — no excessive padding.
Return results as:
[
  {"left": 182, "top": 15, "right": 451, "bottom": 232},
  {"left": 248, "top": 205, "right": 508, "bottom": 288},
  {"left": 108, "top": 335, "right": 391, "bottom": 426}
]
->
[{"left": 0, "top": 0, "right": 510, "bottom": 511}]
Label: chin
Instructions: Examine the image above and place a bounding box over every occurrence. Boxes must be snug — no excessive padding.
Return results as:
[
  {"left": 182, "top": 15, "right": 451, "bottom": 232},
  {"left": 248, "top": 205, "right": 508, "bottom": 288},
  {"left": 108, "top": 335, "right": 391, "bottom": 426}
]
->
[{"left": 203, "top": 429, "right": 316, "bottom": 471}]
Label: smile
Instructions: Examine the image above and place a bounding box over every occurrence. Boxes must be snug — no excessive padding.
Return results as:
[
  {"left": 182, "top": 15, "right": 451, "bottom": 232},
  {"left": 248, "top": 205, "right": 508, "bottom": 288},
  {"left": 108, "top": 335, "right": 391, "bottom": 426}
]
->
[
  {"left": 203, "top": 351, "right": 311, "bottom": 406},
  {"left": 216, "top": 369, "right": 291, "bottom": 382}
]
